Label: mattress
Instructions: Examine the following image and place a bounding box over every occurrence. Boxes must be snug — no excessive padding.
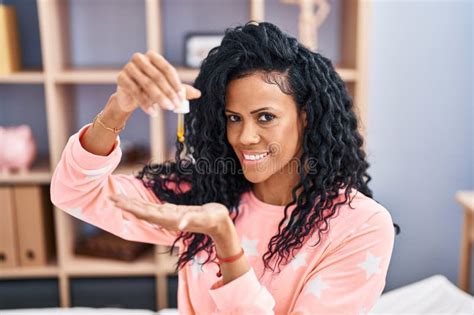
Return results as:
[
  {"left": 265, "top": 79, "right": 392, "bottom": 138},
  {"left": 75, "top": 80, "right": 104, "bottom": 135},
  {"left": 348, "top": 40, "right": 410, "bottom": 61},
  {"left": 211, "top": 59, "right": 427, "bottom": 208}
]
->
[{"left": 369, "top": 275, "right": 474, "bottom": 314}]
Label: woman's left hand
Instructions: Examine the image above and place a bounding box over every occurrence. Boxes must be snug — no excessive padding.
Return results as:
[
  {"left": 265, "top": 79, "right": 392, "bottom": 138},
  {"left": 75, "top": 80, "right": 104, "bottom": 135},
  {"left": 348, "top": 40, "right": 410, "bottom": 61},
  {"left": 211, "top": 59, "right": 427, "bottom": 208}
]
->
[{"left": 109, "top": 194, "right": 231, "bottom": 238}]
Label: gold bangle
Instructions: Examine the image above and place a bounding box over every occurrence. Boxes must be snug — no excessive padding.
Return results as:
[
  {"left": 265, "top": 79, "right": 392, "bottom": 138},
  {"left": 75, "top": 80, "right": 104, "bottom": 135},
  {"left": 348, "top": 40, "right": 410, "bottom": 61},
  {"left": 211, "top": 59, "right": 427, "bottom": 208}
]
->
[{"left": 92, "top": 110, "right": 125, "bottom": 134}]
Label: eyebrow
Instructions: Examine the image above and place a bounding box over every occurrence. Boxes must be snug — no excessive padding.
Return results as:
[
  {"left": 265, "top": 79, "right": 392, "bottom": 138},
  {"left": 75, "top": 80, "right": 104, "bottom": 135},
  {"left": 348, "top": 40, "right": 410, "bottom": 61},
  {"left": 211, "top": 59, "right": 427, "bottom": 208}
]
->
[{"left": 225, "top": 106, "right": 276, "bottom": 115}]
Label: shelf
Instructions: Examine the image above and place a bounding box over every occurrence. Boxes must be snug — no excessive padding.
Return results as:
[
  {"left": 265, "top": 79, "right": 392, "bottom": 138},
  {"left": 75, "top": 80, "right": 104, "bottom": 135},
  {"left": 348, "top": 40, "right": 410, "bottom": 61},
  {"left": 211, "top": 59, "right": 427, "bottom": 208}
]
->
[
  {"left": 0, "top": 165, "right": 145, "bottom": 185},
  {"left": 175, "top": 66, "right": 200, "bottom": 83},
  {"left": 0, "top": 67, "right": 357, "bottom": 84},
  {"left": 0, "top": 259, "right": 59, "bottom": 279},
  {"left": 55, "top": 68, "right": 120, "bottom": 84},
  {"left": 0, "top": 169, "right": 51, "bottom": 184},
  {"left": 0, "top": 70, "right": 45, "bottom": 84},
  {"left": 157, "top": 253, "right": 179, "bottom": 276},
  {"left": 53, "top": 67, "right": 200, "bottom": 84},
  {"left": 51, "top": 66, "right": 355, "bottom": 84},
  {"left": 0, "top": 158, "right": 51, "bottom": 184},
  {"left": 65, "top": 249, "right": 156, "bottom": 277},
  {"left": 336, "top": 67, "right": 358, "bottom": 82},
  {"left": 0, "top": 161, "right": 150, "bottom": 184},
  {"left": 114, "top": 163, "right": 146, "bottom": 176}
]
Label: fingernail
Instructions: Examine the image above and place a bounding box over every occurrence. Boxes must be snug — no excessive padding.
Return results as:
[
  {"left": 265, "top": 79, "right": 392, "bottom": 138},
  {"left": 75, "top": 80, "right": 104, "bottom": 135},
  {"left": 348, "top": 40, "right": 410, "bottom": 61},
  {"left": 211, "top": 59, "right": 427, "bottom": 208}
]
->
[
  {"left": 178, "top": 87, "right": 186, "bottom": 102},
  {"left": 178, "top": 219, "right": 187, "bottom": 230},
  {"left": 172, "top": 95, "right": 181, "bottom": 108},
  {"left": 163, "top": 99, "right": 175, "bottom": 110}
]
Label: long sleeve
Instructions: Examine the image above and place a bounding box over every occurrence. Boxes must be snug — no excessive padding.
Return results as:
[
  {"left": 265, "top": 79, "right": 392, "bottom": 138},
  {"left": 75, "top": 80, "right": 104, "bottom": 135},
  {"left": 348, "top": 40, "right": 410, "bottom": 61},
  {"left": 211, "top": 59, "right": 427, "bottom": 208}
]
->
[
  {"left": 208, "top": 266, "right": 276, "bottom": 314},
  {"left": 205, "top": 210, "right": 395, "bottom": 314},
  {"left": 291, "top": 210, "right": 395, "bottom": 315},
  {"left": 50, "top": 123, "right": 180, "bottom": 247}
]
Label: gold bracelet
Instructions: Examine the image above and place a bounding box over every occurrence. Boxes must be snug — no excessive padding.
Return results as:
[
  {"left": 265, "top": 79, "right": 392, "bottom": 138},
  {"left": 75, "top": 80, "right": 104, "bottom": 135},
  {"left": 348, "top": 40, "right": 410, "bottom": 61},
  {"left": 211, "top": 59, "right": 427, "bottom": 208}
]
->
[{"left": 92, "top": 110, "right": 125, "bottom": 134}]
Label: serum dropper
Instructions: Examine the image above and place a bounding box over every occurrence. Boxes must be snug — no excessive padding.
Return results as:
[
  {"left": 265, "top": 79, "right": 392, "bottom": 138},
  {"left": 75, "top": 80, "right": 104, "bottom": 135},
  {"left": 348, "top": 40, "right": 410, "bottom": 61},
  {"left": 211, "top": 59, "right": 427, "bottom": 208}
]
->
[{"left": 174, "top": 87, "right": 189, "bottom": 143}]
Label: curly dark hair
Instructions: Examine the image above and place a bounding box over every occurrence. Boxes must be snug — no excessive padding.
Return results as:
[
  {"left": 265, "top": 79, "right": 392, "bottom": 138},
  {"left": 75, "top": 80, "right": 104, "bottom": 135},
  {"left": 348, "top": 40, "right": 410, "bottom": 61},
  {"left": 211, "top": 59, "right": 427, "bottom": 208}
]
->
[{"left": 136, "top": 21, "right": 401, "bottom": 277}]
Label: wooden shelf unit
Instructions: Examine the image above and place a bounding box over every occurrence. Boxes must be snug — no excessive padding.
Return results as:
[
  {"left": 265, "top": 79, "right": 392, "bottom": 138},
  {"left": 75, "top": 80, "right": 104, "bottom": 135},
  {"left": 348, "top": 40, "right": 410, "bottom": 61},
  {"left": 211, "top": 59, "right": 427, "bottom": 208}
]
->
[
  {"left": 0, "top": 67, "right": 357, "bottom": 85},
  {"left": 0, "top": 0, "right": 370, "bottom": 311},
  {"left": 0, "top": 157, "right": 51, "bottom": 184},
  {"left": 0, "top": 69, "right": 45, "bottom": 84},
  {"left": 64, "top": 250, "right": 157, "bottom": 277},
  {"left": 0, "top": 258, "right": 59, "bottom": 279}
]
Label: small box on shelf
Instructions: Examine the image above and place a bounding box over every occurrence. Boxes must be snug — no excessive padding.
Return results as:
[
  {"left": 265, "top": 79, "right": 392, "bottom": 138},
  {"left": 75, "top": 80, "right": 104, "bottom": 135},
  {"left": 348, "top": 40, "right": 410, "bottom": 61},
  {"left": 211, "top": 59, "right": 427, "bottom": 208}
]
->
[{"left": 74, "top": 230, "right": 154, "bottom": 263}]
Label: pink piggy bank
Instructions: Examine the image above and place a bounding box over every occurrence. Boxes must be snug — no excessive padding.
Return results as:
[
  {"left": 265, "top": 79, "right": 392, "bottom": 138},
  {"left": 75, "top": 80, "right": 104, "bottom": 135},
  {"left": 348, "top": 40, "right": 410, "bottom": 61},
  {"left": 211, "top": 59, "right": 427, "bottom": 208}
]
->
[{"left": 0, "top": 124, "right": 37, "bottom": 174}]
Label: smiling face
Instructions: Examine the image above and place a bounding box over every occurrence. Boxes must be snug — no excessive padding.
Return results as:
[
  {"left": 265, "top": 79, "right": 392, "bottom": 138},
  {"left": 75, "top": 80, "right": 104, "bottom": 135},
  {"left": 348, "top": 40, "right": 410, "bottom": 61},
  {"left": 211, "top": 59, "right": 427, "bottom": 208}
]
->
[{"left": 225, "top": 71, "right": 306, "bottom": 184}]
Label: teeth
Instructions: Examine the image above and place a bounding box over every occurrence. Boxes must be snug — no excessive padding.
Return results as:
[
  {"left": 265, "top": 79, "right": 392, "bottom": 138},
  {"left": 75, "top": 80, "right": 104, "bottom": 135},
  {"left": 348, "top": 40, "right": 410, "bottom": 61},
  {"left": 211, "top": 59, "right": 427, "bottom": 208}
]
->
[{"left": 243, "top": 152, "right": 268, "bottom": 161}]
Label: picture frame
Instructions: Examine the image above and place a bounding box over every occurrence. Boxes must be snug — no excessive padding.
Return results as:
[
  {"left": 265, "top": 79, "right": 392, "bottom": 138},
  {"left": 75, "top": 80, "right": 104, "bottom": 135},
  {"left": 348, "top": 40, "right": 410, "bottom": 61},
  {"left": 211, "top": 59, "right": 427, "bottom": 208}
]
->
[{"left": 184, "top": 32, "right": 225, "bottom": 68}]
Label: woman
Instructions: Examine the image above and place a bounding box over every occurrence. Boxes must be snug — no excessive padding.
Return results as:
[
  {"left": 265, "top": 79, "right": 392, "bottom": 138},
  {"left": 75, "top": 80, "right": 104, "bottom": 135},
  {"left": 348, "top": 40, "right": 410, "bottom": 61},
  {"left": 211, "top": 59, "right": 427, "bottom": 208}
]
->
[{"left": 51, "top": 21, "right": 400, "bottom": 314}]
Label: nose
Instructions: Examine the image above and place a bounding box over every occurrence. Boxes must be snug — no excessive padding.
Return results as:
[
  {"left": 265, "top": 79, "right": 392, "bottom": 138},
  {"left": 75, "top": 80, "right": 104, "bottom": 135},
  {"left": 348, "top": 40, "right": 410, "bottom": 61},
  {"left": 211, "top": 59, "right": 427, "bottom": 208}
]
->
[{"left": 239, "top": 122, "right": 260, "bottom": 146}]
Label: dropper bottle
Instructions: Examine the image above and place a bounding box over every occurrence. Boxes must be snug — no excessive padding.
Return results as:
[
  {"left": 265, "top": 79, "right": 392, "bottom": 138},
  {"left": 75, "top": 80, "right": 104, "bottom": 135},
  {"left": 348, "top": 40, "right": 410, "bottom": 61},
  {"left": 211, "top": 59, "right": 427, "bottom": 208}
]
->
[
  {"left": 174, "top": 87, "right": 189, "bottom": 143},
  {"left": 173, "top": 87, "right": 196, "bottom": 165}
]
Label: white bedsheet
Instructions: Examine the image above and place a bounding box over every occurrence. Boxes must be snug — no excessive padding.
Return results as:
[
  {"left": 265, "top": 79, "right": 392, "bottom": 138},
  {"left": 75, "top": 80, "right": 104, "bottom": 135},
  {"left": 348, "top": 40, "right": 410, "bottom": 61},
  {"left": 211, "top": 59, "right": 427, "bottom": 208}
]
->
[
  {"left": 370, "top": 275, "right": 474, "bottom": 314},
  {"left": 0, "top": 308, "right": 159, "bottom": 314}
]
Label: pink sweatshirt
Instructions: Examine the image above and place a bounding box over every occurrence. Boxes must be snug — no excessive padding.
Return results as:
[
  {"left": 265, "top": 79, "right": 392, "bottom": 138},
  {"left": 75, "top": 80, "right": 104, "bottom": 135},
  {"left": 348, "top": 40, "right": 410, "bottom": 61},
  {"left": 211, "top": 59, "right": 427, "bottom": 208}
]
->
[{"left": 50, "top": 123, "right": 395, "bottom": 315}]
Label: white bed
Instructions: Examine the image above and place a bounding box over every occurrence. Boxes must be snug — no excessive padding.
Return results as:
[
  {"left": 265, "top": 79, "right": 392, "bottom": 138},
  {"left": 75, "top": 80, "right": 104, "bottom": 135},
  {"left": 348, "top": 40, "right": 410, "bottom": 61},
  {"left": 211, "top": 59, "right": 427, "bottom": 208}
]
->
[
  {"left": 2, "top": 275, "right": 472, "bottom": 314},
  {"left": 369, "top": 275, "right": 473, "bottom": 314}
]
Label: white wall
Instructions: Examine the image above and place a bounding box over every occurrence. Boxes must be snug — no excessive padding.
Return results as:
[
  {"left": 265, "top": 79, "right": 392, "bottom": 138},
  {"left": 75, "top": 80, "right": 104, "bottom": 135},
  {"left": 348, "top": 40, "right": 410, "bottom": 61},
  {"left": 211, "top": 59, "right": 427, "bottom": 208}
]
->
[{"left": 367, "top": 0, "right": 473, "bottom": 293}]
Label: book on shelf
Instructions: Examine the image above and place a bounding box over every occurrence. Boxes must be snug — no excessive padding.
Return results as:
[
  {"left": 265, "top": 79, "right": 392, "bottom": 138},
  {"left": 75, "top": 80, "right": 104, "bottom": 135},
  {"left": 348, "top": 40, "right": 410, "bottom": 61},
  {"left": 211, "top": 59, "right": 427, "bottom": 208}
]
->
[
  {"left": 0, "top": 186, "right": 20, "bottom": 268},
  {"left": 0, "top": 4, "right": 22, "bottom": 75},
  {"left": 12, "top": 185, "right": 56, "bottom": 267}
]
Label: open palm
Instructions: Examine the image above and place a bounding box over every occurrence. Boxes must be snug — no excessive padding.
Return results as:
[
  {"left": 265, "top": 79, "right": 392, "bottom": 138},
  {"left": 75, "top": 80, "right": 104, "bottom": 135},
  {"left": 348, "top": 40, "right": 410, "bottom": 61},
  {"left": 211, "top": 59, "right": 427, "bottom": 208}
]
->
[{"left": 109, "top": 194, "right": 231, "bottom": 237}]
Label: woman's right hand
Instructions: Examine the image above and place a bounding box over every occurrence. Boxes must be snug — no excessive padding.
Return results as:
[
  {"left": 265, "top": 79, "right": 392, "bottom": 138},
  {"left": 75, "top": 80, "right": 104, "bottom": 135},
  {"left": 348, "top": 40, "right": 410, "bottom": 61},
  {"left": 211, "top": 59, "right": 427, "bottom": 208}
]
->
[{"left": 115, "top": 50, "right": 202, "bottom": 116}]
